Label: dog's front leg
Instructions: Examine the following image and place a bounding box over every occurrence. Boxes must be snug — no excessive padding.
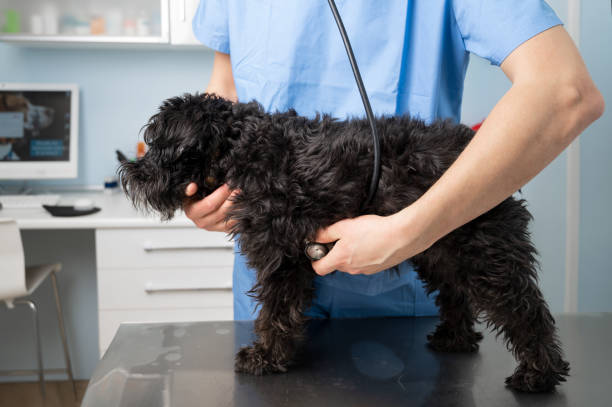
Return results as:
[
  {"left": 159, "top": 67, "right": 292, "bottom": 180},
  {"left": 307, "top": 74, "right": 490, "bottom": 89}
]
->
[{"left": 234, "top": 262, "right": 314, "bottom": 375}]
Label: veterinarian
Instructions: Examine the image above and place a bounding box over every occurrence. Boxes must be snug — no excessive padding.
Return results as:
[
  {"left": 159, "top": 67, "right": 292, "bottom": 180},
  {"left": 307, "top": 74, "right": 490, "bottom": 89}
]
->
[{"left": 185, "top": 1, "right": 604, "bottom": 320}]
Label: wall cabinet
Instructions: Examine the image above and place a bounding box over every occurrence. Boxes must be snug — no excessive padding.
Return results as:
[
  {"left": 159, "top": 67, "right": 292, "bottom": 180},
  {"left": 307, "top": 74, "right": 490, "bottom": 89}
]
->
[
  {"left": 0, "top": 0, "right": 204, "bottom": 47},
  {"left": 169, "top": 0, "right": 201, "bottom": 45}
]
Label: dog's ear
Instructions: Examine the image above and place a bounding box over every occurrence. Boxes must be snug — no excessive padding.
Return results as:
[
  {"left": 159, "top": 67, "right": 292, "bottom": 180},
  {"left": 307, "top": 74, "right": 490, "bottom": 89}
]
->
[
  {"left": 226, "top": 100, "right": 265, "bottom": 142},
  {"left": 141, "top": 93, "right": 234, "bottom": 153}
]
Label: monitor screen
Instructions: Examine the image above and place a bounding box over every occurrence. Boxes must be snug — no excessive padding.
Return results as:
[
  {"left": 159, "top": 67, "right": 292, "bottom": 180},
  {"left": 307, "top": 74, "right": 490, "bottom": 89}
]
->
[
  {"left": 0, "top": 84, "right": 78, "bottom": 179},
  {"left": 0, "top": 90, "right": 72, "bottom": 161}
]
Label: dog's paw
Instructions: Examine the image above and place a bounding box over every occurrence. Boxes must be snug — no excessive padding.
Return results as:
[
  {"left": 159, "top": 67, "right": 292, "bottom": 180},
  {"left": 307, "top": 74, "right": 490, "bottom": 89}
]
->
[
  {"left": 234, "top": 345, "right": 289, "bottom": 375},
  {"left": 505, "top": 360, "right": 570, "bottom": 393},
  {"left": 426, "top": 324, "right": 483, "bottom": 353}
]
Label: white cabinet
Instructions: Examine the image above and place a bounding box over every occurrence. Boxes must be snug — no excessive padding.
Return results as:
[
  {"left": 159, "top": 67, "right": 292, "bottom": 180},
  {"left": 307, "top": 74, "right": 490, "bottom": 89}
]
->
[
  {"left": 95, "top": 227, "right": 234, "bottom": 356},
  {"left": 0, "top": 0, "right": 205, "bottom": 47},
  {"left": 169, "top": 0, "right": 201, "bottom": 45}
]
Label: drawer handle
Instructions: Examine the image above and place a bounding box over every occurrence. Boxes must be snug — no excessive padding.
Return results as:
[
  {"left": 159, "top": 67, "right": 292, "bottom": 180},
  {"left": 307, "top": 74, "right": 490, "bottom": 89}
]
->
[
  {"left": 142, "top": 241, "right": 234, "bottom": 252},
  {"left": 144, "top": 281, "right": 233, "bottom": 293}
]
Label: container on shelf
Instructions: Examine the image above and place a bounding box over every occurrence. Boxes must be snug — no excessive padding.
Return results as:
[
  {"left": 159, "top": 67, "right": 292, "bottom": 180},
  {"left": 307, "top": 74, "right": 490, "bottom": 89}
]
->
[{"left": 0, "top": 0, "right": 173, "bottom": 45}]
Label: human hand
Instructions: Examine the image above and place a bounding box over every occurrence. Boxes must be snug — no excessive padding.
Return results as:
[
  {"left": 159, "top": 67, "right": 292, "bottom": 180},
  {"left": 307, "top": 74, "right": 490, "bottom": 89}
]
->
[
  {"left": 310, "top": 210, "right": 433, "bottom": 276},
  {"left": 183, "top": 183, "right": 237, "bottom": 232}
]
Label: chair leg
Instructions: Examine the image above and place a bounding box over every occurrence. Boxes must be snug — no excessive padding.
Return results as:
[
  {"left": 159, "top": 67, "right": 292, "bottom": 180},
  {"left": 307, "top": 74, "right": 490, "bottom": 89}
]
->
[
  {"left": 14, "top": 299, "right": 45, "bottom": 400},
  {"left": 50, "top": 271, "right": 77, "bottom": 399}
]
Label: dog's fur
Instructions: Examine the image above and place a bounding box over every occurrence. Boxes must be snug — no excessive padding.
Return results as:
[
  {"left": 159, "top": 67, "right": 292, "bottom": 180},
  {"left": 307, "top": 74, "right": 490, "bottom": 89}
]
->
[{"left": 119, "top": 93, "right": 570, "bottom": 392}]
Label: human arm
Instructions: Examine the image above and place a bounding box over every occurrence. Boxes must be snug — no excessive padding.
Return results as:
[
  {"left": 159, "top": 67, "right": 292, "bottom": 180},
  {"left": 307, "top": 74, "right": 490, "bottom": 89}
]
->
[
  {"left": 312, "top": 26, "right": 605, "bottom": 275},
  {"left": 204, "top": 51, "right": 238, "bottom": 102},
  {"left": 184, "top": 51, "right": 238, "bottom": 231}
]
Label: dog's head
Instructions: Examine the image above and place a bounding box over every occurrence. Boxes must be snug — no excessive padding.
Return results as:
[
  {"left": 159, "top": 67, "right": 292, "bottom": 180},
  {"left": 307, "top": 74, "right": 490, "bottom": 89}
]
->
[{"left": 119, "top": 93, "right": 237, "bottom": 220}]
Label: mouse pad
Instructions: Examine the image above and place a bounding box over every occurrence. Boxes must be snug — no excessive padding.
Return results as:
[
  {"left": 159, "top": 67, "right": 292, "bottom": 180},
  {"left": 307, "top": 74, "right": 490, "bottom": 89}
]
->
[{"left": 43, "top": 205, "right": 101, "bottom": 217}]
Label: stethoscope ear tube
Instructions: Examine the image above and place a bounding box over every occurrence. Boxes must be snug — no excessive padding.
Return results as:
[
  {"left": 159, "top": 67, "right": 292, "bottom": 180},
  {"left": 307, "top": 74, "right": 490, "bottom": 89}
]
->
[
  {"left": 306, "top": 1, "right": 380, "bottom": 261},
  {"left": 327, "top": 0, "right": 381, "bottom": 210}
]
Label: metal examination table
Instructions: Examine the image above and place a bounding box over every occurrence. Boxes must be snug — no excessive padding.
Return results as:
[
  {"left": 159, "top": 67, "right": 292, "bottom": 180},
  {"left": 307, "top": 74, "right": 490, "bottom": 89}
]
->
[{"left": 82, "top": 314, "right": 612, "bottom": 407}]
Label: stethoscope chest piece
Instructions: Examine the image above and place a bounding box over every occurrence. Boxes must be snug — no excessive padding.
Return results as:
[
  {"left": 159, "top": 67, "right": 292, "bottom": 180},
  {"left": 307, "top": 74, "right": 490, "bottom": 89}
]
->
[{"left": 304, "top": 241, "right": 336, "bottom": 261}]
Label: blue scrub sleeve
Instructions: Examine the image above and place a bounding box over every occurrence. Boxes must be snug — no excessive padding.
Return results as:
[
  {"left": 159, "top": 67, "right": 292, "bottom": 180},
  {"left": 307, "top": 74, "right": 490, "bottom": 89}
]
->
[
  {"left": 192, "top": 0, "right": 230, "bottom": 54},
  {"left": 451, "top": 0, "right": 562, "bottom": 66}
]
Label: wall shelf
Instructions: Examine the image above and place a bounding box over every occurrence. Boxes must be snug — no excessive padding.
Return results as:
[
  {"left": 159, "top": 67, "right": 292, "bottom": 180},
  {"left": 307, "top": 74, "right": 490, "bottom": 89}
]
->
[{"left": 0, "top": 0, "right": 203, "bottom": 48}]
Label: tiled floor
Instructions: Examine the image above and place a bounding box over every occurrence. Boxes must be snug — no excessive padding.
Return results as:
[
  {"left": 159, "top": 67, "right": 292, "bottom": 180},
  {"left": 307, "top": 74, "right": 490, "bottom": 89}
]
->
[{"left": 0, "top": 380, "right": 88, "bottom": 407}]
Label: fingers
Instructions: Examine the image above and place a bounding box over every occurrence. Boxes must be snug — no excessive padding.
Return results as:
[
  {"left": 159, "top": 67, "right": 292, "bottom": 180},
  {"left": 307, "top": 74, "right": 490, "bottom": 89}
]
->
[
  {"left": 197, "top": 194, "right": 234, "bottom": 229},
  {"left": 314, "top": 222, "right": 342, "bottom": 243},
  {"left": 311, "top": 221, "right": 348, "bottom": 275},
  {"left": 184, "top": 182, "right": 198, "bottom": 197},
  {"left": 183, "top": 184, "right": 236, "bottom": 232},
  {"left": 183, "top": 184, "right": 232, "bottom": 219},
  {"left": 311, "top": 243, "right": 346, "bottom": 276}
]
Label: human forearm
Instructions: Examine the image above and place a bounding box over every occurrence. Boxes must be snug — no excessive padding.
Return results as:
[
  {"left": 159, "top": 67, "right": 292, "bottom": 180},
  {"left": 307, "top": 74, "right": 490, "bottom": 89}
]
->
[{"left": 392, "top": 28, "right": 604, "bottom": 254}]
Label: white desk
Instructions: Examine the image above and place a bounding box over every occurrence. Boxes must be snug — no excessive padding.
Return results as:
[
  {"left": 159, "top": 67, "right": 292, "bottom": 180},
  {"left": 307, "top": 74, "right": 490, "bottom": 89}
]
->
[
  {"left": 6, "top": 191, "right": 194, "bottom": 230},
  {"left": 3, "top": 191, "right": 234, "bottom": 356}
]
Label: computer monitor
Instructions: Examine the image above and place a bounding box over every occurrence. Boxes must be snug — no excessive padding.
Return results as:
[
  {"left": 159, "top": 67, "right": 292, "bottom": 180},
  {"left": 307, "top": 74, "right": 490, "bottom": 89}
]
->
[{"left": 0, "top": 83, "right": 79, "bottom": 179}]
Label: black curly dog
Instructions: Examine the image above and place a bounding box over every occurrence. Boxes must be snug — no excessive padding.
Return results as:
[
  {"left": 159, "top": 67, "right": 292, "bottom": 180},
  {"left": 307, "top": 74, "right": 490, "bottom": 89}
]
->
[{"left": 119, "top": 93, "right": 569, "bottom": 392}]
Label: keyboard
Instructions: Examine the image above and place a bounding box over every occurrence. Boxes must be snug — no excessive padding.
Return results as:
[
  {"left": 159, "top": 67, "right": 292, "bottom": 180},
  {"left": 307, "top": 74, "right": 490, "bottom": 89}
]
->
[{"left": 0, "top": 194, "right": 60, "bottom": 209}]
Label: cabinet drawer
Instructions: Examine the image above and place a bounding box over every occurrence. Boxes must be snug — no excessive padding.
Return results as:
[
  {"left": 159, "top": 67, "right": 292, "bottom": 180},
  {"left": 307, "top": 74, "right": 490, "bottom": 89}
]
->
[
  {"left": 98, "top": 307, "right": 233, "bottom": 357},
  {"left": 96, "top": 227, "right": 234, "bottom": 269},
  {"left": 98, "top": 266, "right": 233, "bottom": 310}
]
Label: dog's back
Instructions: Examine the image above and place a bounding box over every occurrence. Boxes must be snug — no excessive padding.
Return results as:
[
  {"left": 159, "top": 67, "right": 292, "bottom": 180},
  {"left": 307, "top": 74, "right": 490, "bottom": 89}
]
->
[{"left": 265, "top": 114, "right": 475, "bottom": 222}]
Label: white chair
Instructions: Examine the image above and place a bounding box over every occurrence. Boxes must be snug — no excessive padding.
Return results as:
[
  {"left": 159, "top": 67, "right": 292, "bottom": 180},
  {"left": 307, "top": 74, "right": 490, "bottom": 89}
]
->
[{"left": 0, "top": 218, "right": 76, "bottom": 400}]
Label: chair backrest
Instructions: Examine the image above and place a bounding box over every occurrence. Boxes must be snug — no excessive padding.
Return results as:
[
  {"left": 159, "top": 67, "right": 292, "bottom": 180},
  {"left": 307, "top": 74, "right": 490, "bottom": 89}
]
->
[{"left": 0, "top": 218, "right": 27, "bottom": 300}]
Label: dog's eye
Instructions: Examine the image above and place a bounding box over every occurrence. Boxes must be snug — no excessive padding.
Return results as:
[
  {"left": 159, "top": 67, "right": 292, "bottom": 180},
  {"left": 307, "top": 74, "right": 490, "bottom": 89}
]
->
[{"left": 205, "top": 175, "right": 217, "bottom": 187}]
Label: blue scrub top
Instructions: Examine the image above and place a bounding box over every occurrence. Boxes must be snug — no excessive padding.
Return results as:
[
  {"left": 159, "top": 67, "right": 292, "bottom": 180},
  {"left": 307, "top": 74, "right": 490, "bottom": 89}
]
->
[{"left": 193, "top": 0, "right": 561, "bottom": 320}]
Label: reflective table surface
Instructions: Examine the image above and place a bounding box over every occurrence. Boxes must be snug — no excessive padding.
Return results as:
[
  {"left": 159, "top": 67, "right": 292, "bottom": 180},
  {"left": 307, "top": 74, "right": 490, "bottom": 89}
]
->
[{"left": 82, "top": 314, "right": 612, "bottom": 407}]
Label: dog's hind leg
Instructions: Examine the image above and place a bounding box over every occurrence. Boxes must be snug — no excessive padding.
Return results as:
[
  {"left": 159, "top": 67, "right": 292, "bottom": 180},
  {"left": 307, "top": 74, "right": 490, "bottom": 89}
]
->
[
  {"left": 234, "top": 260, "right": 314, "bottom": 375},
  {"left": 468, "top": 269, "right": 569, "bottom": 392},
  {"left": 426, "top": 283, "right": 483, "bottom": 353},
  {"left": 461, "top": 199, "right": 570, "bottom": 392},
  {"left": 411, "top": 253, "right": 482, "bottom": 352}
]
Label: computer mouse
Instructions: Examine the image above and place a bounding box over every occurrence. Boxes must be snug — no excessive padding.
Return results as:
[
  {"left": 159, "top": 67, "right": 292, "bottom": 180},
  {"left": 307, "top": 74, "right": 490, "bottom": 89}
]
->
[{"left": 73, "top": 198, "right": 95, "bottom": 211}]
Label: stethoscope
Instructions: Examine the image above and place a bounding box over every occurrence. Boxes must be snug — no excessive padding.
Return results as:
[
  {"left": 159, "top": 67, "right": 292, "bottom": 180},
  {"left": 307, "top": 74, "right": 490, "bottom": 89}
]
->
[{"left": 304, "top": 0, "right": 381, "bottom": 261}]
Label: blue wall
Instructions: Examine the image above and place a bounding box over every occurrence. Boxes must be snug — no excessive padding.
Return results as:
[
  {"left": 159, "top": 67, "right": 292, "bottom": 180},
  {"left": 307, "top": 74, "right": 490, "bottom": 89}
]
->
[{"left": 578, "top": 1, "right": 612, "bottom": 312}]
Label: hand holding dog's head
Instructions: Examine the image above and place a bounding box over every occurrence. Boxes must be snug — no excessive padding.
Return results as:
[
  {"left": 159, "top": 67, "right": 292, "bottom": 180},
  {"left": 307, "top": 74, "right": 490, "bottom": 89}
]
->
[{"left": 119, "top": 93, "right": 235, "bottom": 220}]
